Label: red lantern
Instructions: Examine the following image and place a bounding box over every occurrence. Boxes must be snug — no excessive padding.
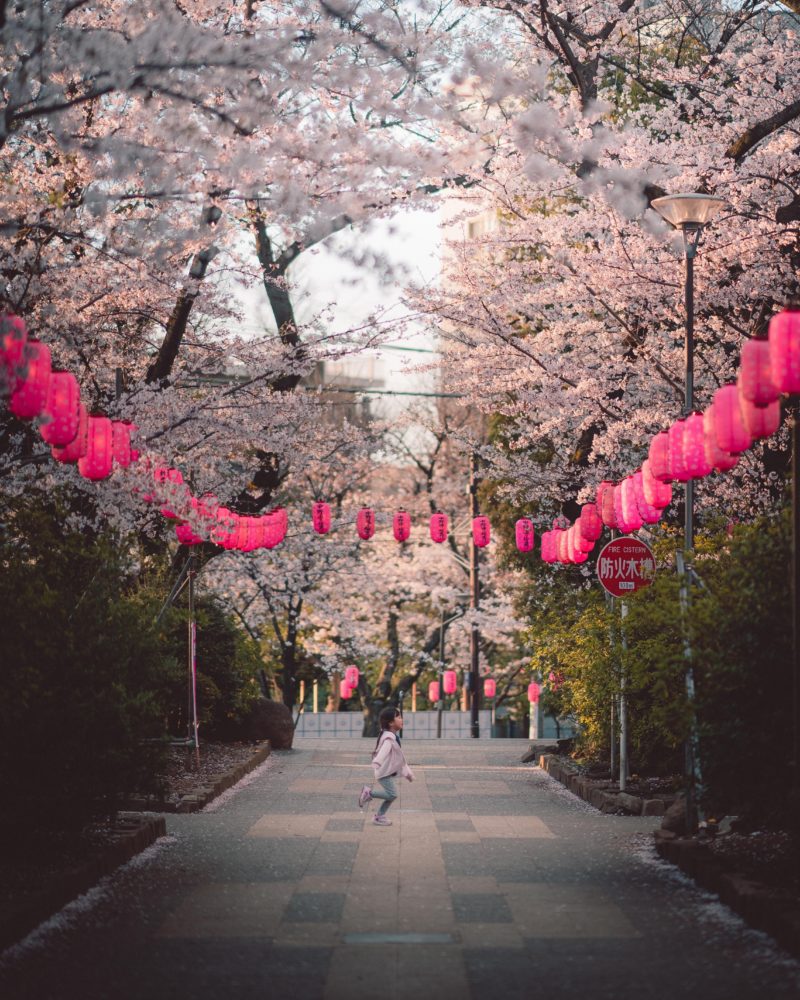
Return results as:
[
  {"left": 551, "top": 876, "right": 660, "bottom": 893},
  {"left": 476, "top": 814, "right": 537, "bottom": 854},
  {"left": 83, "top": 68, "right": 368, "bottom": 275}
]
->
[
  {"left": 599, "top": 483, "right": 618, "bottom": 528},
  {"left": 428, "top": 681, "right": 440, "bottom": 702},
  {"left": 632, "top": 470, "right": 662, "bottom": 524},
  {"left": 648, "top": 431, "right": 672, "bottom": 483},
  {"left": 528, "top": 682, "right": 540, "bottom": 703},
  {"left": 393, "top": 509, "right": 411, "bottom": 542},
  {"left": 39, "top": 370, "right": 80, "bottom": 446},
  {"left": 641, "top": 459, "right": 672, "bottom": 509},
  {"left": 1, "top": 314, "right": 28, "bottom": 381},
  {"left": 596, "top": 480, "right": 614, "bottom": 512},
  {"left": 540, "top": 530, "right": 557, "bottom": 563},
  {"left": 740, "top": 338, "right": 779, "bottom": 407},
  {"left": 768, "top": 305, "right": 800, "bottom": 394},
  {"left": 345, "top": 666, "right": 360, "bottom": 687},
  {"left": 443, "top": 669, "right": 457, "bottom": 695},
  {"left": 515, "top": 517, "right": 535, "bottom": 552},
  {"left": 340, "top": 680, "right": 353, "bottom": 700},
  {"left": 212, "top": 507, "right": 237, "bottom": 547},
  {"left": 9, "top": 340, "right": 51, "bottom": 419},
  {"left": 158, "top": 467, "right": 186, "bottom": 519},
  {"left": 264, "top": 508, "right": 287, "bottom": 548},
  {"left": 111, "top": 421, "right": 133, "bottom": 467},
  {"left": 472, "top": 515, "right": 491, "bottom": 547},
  {"left": 430, "top": 512, "right": 448, "bottom": 543},
  {"left": 740, "top": 392, "right": 780, "bottom": 440},
  {"left": 703, "top": 409, "right": 739, "bottom": 472},
  {"left": 620, "top": 478, "right": 644, "bottom": 532},
  {"left": 569, "top": 525, "right": 589, "bottom": 563},
  {"left": 483, "top": 678, "right": 496, "bottom": 698},
  {"left": 312, "top": 500, "right": 331, "bottom": 534},
  {"left": 77, "top": 415, "right": 114, "bottom": 481},
  {"left": 175, "top": 522, "right": 204, "bottom": 546},
  {"left": 356, "top": 507, "right": 375, "bottom": 540},
  {"left": 556, "top": 529, "right": 570, "bottom": 563},
  {"left": 682, "top": 412, "right": 712, "bottom": 478},
  {"left": 668, "top": 419, "right": 690, "bottom": 482},
  {"left": 52, "top": 402, "right": 88, "bottom": 463},
  {"left": 579, "top": 503, "right": 602, "bottom": 541},
  {"left": 713, "top": 384, "right": 752, "bottom": 454}
]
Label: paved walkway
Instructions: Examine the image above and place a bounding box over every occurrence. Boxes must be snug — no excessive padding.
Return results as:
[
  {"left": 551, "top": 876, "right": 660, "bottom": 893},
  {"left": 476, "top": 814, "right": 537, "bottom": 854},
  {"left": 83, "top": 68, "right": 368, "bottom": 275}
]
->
[{"left": 2, "top": 739, "right": 799, "bottom": 999}]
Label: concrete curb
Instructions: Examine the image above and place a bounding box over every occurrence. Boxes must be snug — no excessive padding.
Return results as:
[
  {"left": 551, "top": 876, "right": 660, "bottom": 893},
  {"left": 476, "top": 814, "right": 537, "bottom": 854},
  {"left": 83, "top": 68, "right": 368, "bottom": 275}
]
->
[
  {"left": 538, "top": 753, "right": 674, "bottom": 816},
  {"left": 536, "top": 752, "right": 800, "bottom": 959},
  {"left": 1, "top": 741, "right": 272, "bottom": 953},
  {"left": 0, "top": 813, "right": 166, "bottom": 953},
  {"left": 121, "top": 741, "right": 271, "bottom": 813},
  {"left": 653, "top": 831, "right": 800, "bottom": 959}
]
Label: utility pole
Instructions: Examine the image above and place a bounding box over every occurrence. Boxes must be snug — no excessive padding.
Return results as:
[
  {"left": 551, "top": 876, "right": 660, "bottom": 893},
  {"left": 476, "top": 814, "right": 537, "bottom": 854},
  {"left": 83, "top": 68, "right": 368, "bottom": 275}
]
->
[{"left": 469, "top": 452, "right": 481, "bottom": 738}]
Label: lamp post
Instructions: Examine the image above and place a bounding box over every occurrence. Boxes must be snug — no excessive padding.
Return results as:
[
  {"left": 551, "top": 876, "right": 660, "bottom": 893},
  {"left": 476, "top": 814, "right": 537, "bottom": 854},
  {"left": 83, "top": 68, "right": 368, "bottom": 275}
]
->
[{"left": 651, "top": 192, "right": 726, "bottom": 826}]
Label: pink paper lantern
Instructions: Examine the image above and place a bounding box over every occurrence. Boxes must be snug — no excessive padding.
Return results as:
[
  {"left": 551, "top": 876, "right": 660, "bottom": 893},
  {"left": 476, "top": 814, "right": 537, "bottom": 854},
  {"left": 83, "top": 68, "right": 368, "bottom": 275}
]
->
[
  {"left": 632, "top": 471, "right": 662, "bottom": 524},
  {"left": 312, "top": 500, "right": 331, "bottom": 534},
  {"left": 515, "top": 517, "right": 535, "bottom": 552},
  {"left": 356, "top": 507, "right": 375, "bottom": 540},
  {"left": 345, "top": 666, "right": 360, "bottom": 687},
  {"left": 599, "top": 483, "right": 618, "bottom": 528},
  {"left": 111, "top": 420, "right": 133, "bottom": 467},
  {"left": 52, "top": 402, "right": 88, "bottom": 463},
  {"left": 443, "top": 670, "right": 457, "bottom": 695},
  {"left": 579, "top": 503, "right": 602, "bottom": 541},
  {"left": 472, "top": 515, "right": 491, "bottom": 547},
  {"left": 682, "top": 412, "right": 712, "bottom": 478},
  {"left": 740, "top": 337, "right": 779, "bottom": 407},
  {"left": 1, "top": 314, "right": 28, "bottom": 381},
  {"left": 430, "top": 512, "right": 448, "bottom": 544},
  {"left": 39, "top": 370, "right": 80, "bottom": 446},
  {"left": 540, "top": 530, "right": 557, "bottom": 563},
  {"left": 393, "top": 509, "right": 411, "bottom": 542},
  {"left": 77, "top": 415, "right": 114, "bottom": 481},
  {"left": 528, "top": 682, "right": 540, "bottom": 703},
  {"left": 713, "top": 384, "right": 752, "bottom": 454},
  {"left": 158, "top": 467, "right": 186, "bottom": 519},
  {"left": 9, "top": 339, "right": 52, "bottom": 419},
  {"left": 740, "top": 393, "right": 780, "bottom": 440},
  {"left": 175, "top": 522, "right": 204, "bottom": 546},
  {"left": 264, "top": 508, "right": 288, "bottom": 548},
  {"left": 483, "top": 678, "right": 496, "bottom": 698},
  {"left": 768, "top": 305, "right": 800, "bottom": 395},
  {"left": 620, "top": 478, "right": 644, "bottom": 532},
  {"left": 641, "top": 459, "right": 673, "bottom": 509},
  {"left": 212, "top": 507, "right": 237, "bottom": 547},
  {"left": 340, "top": 680, "right": 353, "bottom": 700},
  {"left": 428, "top": 681, "right": 440, "bottom": 702},
  {"left": 668, "top": 419, "right": 691, "bottom": 482},
  {"left": 556, "top": 529, "right": 570, "bottom": 563},
  {"left": 703, "top": 409, "right": 739, "bottom": 473},
  {"left": 648, "top": 431, "right": 672, "bottom": 483}
]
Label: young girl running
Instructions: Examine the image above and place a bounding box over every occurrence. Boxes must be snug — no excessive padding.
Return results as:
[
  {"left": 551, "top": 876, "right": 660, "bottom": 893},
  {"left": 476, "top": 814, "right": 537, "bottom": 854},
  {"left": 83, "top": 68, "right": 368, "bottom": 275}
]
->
[{"left": 358, "top": 706, "right": 413, "bottom": 826}]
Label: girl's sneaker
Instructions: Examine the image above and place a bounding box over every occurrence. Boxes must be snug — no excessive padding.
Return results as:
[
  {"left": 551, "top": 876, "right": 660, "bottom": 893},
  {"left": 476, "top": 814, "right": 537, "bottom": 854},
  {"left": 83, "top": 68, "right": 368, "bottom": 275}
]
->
[
  {"left": 358, "top": 785, "right": 372, "bottom": 809},
  {"left": 373, "top": 814, "right": 392, "bottom": 826}
]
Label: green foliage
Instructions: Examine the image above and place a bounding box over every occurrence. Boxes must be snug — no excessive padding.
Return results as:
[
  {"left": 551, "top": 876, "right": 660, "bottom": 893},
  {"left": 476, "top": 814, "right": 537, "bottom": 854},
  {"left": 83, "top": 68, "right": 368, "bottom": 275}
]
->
[
  {"left": 0, "top": 494, "right": 181, "bottom": 846},
  {"left": 689, "top": 517, "right": 792, "bottom": 823}
]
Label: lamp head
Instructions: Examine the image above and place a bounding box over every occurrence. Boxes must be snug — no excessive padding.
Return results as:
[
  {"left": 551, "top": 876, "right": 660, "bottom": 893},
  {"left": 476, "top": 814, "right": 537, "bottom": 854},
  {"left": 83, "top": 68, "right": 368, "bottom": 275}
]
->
[{"left": 651, "top": 193, "right": 726, "bottom": 258}]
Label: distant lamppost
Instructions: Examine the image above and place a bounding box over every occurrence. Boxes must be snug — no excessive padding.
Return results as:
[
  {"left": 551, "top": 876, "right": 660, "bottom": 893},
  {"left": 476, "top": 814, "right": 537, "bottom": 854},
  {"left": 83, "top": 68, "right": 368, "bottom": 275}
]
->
[{"left": 651, "top": 192, "right": 726, "bottom": 825}]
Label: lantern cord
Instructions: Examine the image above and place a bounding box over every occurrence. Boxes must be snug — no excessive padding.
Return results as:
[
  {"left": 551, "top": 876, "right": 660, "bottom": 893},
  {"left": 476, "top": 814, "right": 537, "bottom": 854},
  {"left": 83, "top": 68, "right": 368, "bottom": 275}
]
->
[{"left": 156, "top": 555, "right": 194, "bottom": 624}]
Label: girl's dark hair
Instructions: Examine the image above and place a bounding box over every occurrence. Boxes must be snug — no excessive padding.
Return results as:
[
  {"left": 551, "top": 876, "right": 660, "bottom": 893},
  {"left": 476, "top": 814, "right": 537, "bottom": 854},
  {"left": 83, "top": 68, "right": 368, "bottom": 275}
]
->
[{"left": 374, "top": 707, "right": 401, "bottom": 749}]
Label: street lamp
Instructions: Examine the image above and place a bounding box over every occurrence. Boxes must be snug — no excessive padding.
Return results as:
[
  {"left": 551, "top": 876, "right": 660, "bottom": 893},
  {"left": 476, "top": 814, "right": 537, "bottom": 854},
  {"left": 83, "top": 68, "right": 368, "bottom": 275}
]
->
[{"left": 651, "top": 192, "right": 726, "bottom": 827}]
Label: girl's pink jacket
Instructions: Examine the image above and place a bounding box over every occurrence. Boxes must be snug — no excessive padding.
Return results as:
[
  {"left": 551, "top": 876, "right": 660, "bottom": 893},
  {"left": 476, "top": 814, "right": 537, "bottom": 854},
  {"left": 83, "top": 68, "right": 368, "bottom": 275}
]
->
[{"left": 372, "top": 731, "right": 414, "bottom": 781}]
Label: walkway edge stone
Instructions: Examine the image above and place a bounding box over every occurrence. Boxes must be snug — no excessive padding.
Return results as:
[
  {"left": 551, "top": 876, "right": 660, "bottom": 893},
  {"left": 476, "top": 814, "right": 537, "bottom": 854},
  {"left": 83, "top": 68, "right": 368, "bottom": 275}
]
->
[
  {"left": 537, "top": 752, "right": 800, "bottom": 959},
  {"left": 1, "top": 742, "right": 272, "bottom": 953},
  {"left": 653, "top": 831, "right": 800, "bottom": 960},
  {"left": 121, "top": 740, "right": 271, "bottom": 813},
  {"left": 0, "top": 813, "right": 166, "bottom": 954}
]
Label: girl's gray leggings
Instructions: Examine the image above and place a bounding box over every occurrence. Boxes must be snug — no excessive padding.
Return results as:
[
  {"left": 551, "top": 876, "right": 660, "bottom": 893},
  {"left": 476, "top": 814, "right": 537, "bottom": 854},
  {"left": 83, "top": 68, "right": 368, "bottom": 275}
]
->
[{"left": 371, "top": 775, "right": 398, "bottom": 814}]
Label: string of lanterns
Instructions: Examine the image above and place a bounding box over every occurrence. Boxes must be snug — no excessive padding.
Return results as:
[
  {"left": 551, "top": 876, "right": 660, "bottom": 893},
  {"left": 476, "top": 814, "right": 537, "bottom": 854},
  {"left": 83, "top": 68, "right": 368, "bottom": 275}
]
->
[{"left": 2, "top": 305, "right": 799, "bottom": 560}]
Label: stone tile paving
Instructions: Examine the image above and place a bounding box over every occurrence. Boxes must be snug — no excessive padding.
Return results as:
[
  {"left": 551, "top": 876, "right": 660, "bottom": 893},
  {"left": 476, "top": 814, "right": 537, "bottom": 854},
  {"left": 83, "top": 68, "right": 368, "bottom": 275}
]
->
[{"left": 1, "top": 738, "right": 799, "bottom": 1000}]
